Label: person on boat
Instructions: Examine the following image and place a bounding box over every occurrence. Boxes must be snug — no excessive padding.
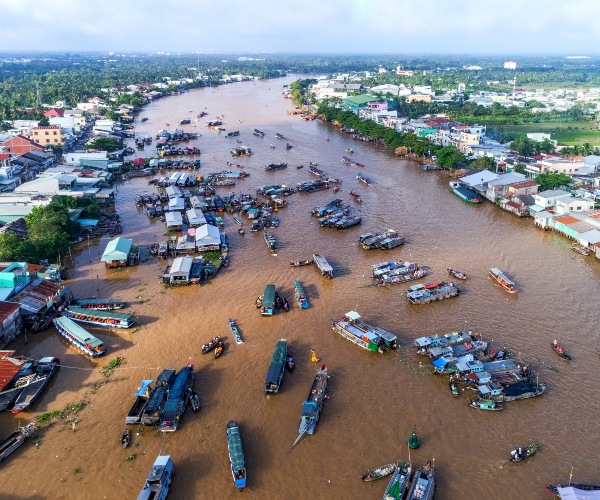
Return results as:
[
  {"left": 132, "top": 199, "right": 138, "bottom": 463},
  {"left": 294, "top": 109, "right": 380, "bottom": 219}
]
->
[{"left": 553, "top": 340, "right": 558, "bottom": 346}]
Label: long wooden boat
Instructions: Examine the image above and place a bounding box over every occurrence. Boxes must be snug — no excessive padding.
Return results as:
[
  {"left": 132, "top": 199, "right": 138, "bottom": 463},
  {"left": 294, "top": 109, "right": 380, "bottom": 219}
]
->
[
  {"left": 264, "top": 231, "right": 277, "bottom": 251},
  {"left": 140, "top": 369, "right": 177, "bottom": 426},
  {"left": 11, "top": 357, "right": 60, "bottom": 413},
  {"left": 406, "top": 282, "right": 460, "bottom": 304},
  {"left": 0, "top": 423, "right": 35, "bottom": 464},
  {"left": 74, "top": 298, "right": 126, "bottom": 310},
  {"left": 308, "top": 165, "right": 325, "bottom": 177},
  {"left": 291, "top": 365, "right": 329, "bottom": 449},
  {"left": 137, "top": 454, "right": 174, "bottom": 500},
  {"left": 552, "top": 342, "right": 571, "bottom": 360},
  {"left": 227, "top": 420, "right": 247, "bottom": 492},
  {"left": 54, "top": 317, "right": 106, "bottom": 357},
  {"left": 293, "top": 280, "right": 309, "bottom": 309},
  {"left": 0, "top": 360, "right": 36, "bottom": 411},
  {"left": 265, "top": 339, "right": 287, "bottom": 394},
  {"left": 489, "top": 268, "right": 518, "bottom": 293},
  {"left": 290, "top": 259, "right": 312, "bottom": 267},
  {"left": 509, "top": 443, "right": 538, "bottom": 462},
  {"left": 159, "top": 362, "right": 195, "bottom": 432},
  {"left": 313, "top": 253, "right": 334, "bottom": 279},
  {"left": 253, "top": 129, "right": 265, "bottom": 137},
  {"left": 201, "top": 336, "right": 221, "bottom": 354},
  {"left": 126, "top": 379, "right": 154, "bottom": 425},
  {"left": 63, "top": 307, "right": 134, "bottom": 329},
  {"left": 361, "top": 462, "right": 396, "bottom": 481},
  {"left": 406, "top": 462, "right": 435, "bottom": 500},
  {"left": 229, "top": 319, "right": 243, "bottom": 344},
  {"left": 447, "top": 268, "right": 467, "bottom": 280},
  {"left": 357, "top": 173, "right": 372, "bottom": 185},
  {"left": 331, "top": 311, "right": 398, "bottom": 352},
  {"left": 382, "top": 461, "right": 412, "bottom": 500}
]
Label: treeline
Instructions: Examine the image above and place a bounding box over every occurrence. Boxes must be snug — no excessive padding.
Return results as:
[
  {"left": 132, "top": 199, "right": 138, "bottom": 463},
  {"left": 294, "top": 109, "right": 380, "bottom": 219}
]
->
[{"left": 0, "top": 196, "right": 99, "bottom": 263}]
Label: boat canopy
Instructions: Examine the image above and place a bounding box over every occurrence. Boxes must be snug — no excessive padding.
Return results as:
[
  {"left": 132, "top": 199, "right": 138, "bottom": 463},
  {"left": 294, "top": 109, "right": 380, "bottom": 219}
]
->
[
  {"left": 67, "top": 307, "right": 133, "bottom": 321},
  {"left": 55, "top": 317, "right": 104, "bottom": 348},
  {"left": 556, "top": 487, "right": 600, "bottom": 500},
  {"left": 134, "top": 380, "right": 154, "bottom": 397},
  {"left": 227, "top": 426, "right": 245, "bottom": 470},
  {"left": 262, "top": 284, "right": 276, "bottom": 308},
  {"left": 265, "top": 340, "right": 287, "bottom": 386},
  {"left": 345, "top": 311, "right": 361, "bottom": 321}
]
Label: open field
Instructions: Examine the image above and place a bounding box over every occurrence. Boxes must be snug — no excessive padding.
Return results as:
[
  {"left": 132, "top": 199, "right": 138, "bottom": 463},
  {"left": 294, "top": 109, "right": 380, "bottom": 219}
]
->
[{"left": 487, "top": 122, "right": 600, "bottom": 145}]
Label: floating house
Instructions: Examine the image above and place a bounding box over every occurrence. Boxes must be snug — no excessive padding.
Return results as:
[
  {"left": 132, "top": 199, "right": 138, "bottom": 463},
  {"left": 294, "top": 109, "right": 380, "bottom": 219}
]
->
[
  {"left": 101, "top": 237, "right": 137, "bottom": 268},
  {"left": 165, "top": 256, "right": 193, "bottom": 285},
  {"left": 195, "top": 224, "right": 221, "bottom": 251},
  {"left": 165, "top": 211, "right": 183, "bottom": 231},
  {"left": 186, "top": 208, "right": 206, "bottom": 228}
]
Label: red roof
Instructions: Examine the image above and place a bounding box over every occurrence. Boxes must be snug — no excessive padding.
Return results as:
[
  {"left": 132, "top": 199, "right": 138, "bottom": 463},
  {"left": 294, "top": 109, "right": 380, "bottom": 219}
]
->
[
  {"left": 554, "top": 216, "right": 580, "bottom": 225},
  {"left": 43, "top": 108, "right": 64, "bottom": 118},
  {"left": 453, "top": 125, "right": 469, "bottom": 129},
  {"left": 0, "top": 351, "right": 25, "bottom": 392},
  {"left": 0, "top": 153, "right": 9, "bottom": 161},
  {"left": 33, "top": 125, "right": 61, "bottom": 130}
]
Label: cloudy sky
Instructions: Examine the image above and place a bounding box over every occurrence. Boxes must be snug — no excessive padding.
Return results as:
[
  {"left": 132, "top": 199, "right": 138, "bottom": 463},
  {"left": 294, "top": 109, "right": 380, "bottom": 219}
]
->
[{"left": 2, "top": 0, "right": 599, "bottom": 54}]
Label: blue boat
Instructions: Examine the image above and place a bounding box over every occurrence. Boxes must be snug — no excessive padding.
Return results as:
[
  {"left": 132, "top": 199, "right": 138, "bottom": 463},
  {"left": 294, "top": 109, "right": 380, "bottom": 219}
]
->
[
  {"left": 159, "top": 363, "right": 195, "bottom": 432},
  {"left": 406, "top": 462, "right": 435, "bottom": 500},
  {"left": 265, "top": 339, "right": 287, "bottom": 394},
  {"left": 293, "top": 280, "right": 309, "bottom": 309},
  {"left": 137, "top": 455, "right": 174, "bottom": 500},
  {"left": 291, "top": 365, "right": 329, "bottom": 449},
  {"left": 141, "top": 369, "right": 177, "bottom": 426},
  {"left": 227, "top": 420, "right": 247, "bottom": 492}
]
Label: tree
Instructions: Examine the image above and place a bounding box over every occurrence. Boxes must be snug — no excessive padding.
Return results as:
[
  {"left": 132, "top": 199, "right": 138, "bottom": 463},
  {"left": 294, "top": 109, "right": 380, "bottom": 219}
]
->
[
  {"left": 471, "top": 156, "right": 495, "bottom": 171},
  {"left": 0, "top": 233, "right": 21, "bottom": 261},
  {"left": 437, "top": 146, "right": 467, "bottom": 169},
  {"left": 87, "top": 137, "right": 122, "bottom": 152},
  {"left": 534, "top": 173, "right": 572, "bottom": 191}
]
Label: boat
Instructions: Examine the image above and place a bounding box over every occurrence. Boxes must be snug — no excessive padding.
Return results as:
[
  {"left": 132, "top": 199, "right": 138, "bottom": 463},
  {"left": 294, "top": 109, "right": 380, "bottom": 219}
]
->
[
  {"left": 74, "top": 298, "right": 126, "bottom": 310},
  {"left": 335, "top": 215, "right": 361, "bottom": 229},
  {"left": 377, "top": 268, "right": 427, "bottom": 287},
  {"left": 0, "top": 423, "right": 35, "bottom": 464},
  {"left": 346, "top": 148, "right": 353, "bottom": 154},
  {"left": 286, "top": 354, "right": 295, "bottom": 372},
  {"left": 11, "top": 357, "right": 60, "bottom": 413},
  {"left": 357, "top": 173, "right": 372, "bottom": 185},
  {"left": 331, "top": 311, "right": 398, "bottom": 352},
  {"left": 275, "top": 133, "right": 285, "bottom": 140},
  {"left": 158, "top": 362, "right": 195, "bottom": 432},
  {"left": 545, "top": 483, "right": 600, "bottom": 498},
  {"left": 296, "top": 165, "right": 304, "bottom": 169},
  {"left": 62, "top": 307, "right": 134, "bottom": 329},
  {"left": 286, "top": 142, "right": 293, "bottom": 150},
  {"left": 264, "top": 231, "right": 277, "bottom": 251},
  {"left": 297, "top": 180, "right": 330, "bottom": 193},
  {"left": 226, "top": 420, "right": 247, "bottom": 492},
  {"left": 359, "top": 230, "right": 399, "bottom": 249},
  {"left": 140, "top": 369, "right": 176, "bottom": 426},
  {"left": 382, "top": 461, "right": 412, "bottom": 500},
  {"left": 312, "top": 253, "right": 334, "bottom": 279},
  {"left": 309, "top": 162, "right": 318, "bottom": 166},
  {"left": 137, "top": 455, "right": 174, "bottom": 500},
  {"left": 406, "top": 462, "right": 435, "bottom": 500},
  {"left": 552, "top": 341, "right": 571, "bottom": 360},
  {"left": 414, "top": 331, "right": 474, "bottom": 353},
  {"left": 308, "top": 165, "right": 325, "bottom": 177},
  {"left": 468, "top": 396, "right": 503, "bottom": 411},
  {"left": 226, "top": 130, "right": 240, "bottom": 137},
  {"left": 265, "top": 339, "right": 287, "bottom": 394},
  {"left": 53, "top": 317, "right": 106, "bottom": 357},
  {"left": 238, "top": 228, "right": 244, "bottom": 235},
  {"left": 188, "top": 389, "right": 200, "bottom": 412},
  {"left": 333, "top": 186, "right": 339, "bottom": 193},
  {"left": 180, "top": 119, "right": 191, "bottom": 125},
  {"left": 356, "top": 162, "right": 365, "bottom": 168},
  {"left": 406, "top": 282, "right": 460, "bottom": 304},
  {"left": 571, "top": 243, "right": 591, "bottom": 255},
  {"left": 449, "top": 181, "right": 483, "bottom": 204},
  {"left": 293, "top": 280, "right": 309, "bottom": 309},
  {"left": 233, "top": 217, "right": 242, "bottom": 225},
  {"left": 447, "top": 268, "right": 467, "bottom": 280},
  {"left": 509, "top": 443, "right": 538, "bottom": 462},
  {"left": 361, "top": 463, "right": 397, "bottom": 481},
  {"left": 292, "top": 365, "right": 329, "bottom": 448},
  {"left": 214, "top": 342, "right": 224, "bottom": 358},
  {"left": 290, "top": 259, "right": 312, "bottom": 267},
  {"left": 229, "top": 319, "right": 243, "bottom": 344},
  {"left": 342, "top": 156, "right": 353, "bottom": 165},
  {"left": 0, "top": 360, "right": 36, "bottom": 411},
  {"left": 202, "top": 336, "right": 221, "bottom": 354},
  {"left": 122, "top": 429, "right": 131, "bottom": 448},
  {"left": 253, "top": 129, "right": 265, "bottom": 137},
  {"left": 126, "top": 379, "right": 154, "bottom": 425},
  {"left": 265, "top": 163, "right": 288, "bottom": 171},
  {"left": 450, "top": 383, "right": 459, "bottom": 397},
  {"left": 260, "top": 284, "right": 276, "bottom": 316},
  {"left": 489, "top": 268, "right": 518, "bottom": 293}
]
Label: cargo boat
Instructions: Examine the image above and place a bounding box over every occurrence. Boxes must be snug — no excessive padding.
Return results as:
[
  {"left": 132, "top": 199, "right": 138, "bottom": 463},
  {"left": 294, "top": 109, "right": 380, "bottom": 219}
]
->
[
  {"left": 293, "top": 280, "right": 309, "bottom": 309},
  {"left": 11, "top": 357, "right": 60, "bottom": 413},
  {"left": 63, "top": 307, "right": 134, "bottom": 329},
  {"left": 53, "top": 317, "right": 106, "bottom": 357},
  {"left": 406, "top": 462, "right": 435, "bottom": 500},
  {"left": 265, "top": 339, "right": 287, "bottom": 394},
  {"left": 74, "top": 298, "right": 126, "bottom": 310},
  {"left": 227, "top": 421, "right": 247, "bottom": 492},
  {"left": 140, "top": 369, "right": 177, "bottom": 426},
  {"left": 159, "top": 363, "right": 195, "bottom": 432},
  {"left": 406, "top": 282, "right": 460, "bottom": 304},
  {"left": 331, "top": 311, "right": 398, "bottom": 352},
  {"left": 137, "top": 455, "right": 173, "bottom": 500},
  {"left": 450, "top": 181, "right": 483, "bottom": 204},
  {"left": 313, "top": 253, "right": 334, "bottom": 278},
  {"left": 489, "top": 268, "right": 518, "bottom": 293},
  {"left": 292, "top": 365, "right": 329, "bottom": 448}
]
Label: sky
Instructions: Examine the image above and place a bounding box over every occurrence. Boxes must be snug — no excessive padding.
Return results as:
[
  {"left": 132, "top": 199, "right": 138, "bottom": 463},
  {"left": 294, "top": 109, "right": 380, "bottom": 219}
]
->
[{"left": 2, "top": 0, "right": 600, "bottom": 55}]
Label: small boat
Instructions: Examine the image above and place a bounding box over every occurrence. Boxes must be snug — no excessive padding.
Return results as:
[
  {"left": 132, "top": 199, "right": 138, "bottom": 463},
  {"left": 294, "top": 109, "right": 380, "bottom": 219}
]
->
[
  {"left": 361, "top": 463, "right": 397, "bottom": 481},
  {"left": 406, "top": 462, "right": 435, "bottom": 500},
  {"left": 286, "top": 354, "right": 295, "bottom": 372},
  {"left": 293, "top": 280, "right": 309, "bottom": 309},
  {"left": 233, "top": 217, "right": 242, "bottom": 225},
  {"left": 265, "top": 339, "right": 287, "bottom": 394},
  {"left": 469, "top": 396, "right": 503, "bottom": 411},
  {"left": 356, "top": 162, "right": 365, "bottom": 168},
  {"left": 214, "top": 342, "right": 225, "bottom": 359},
  {"left": 238, "top": 228, "right": 244, "bottom": 235},
  {"left": 188, "top": 389, "right": 200, "bottom": 412},
  {"left": 0, "top": 423, "right": 35, "bottom": 464},
  {"left": 138, "top": 455, "right": 174, "bottom": 499},
  {"left": 489, "top": 268, "right": 518, "bottom": 293},
  {"left": 382, "top": 461, "right": 412, "bottom": 500},
  {"left": 357, "top": 173, "right": 372, "bottom": 185},
  {"left": 333, "top": 186, "right": 339, "bottom": 193},
  {"left": 447, "top": 268, "right": 467, "bottom": 280},
  {"left": 296, "top": 165, "right": 304, "bottom": 169},
  {"left": 346, "top": 148, "right": 353, "bottom": 154},
  {"left": 406, "top": 282, "right": 460, "bottom": 304},
  {"left": 180, "top": 119, "right": 191, "bottom": 125},
  {"left": 552, "top": 341, "right": 571, "bottom": 360},
  {"left": 126, "top": 379, "right": 154, "bottom": 425},
  {"left": 122, "top": 429, "right": 131, "bottom": 448},
  {"left": 226, "top": 421, "right": 247, "bottom": 492},
  {"left": 264, "top": 230, "right": 277, "bottom": 251},
  {"left": 290, "top": 259, "right": 312, "bottom": 267},
  {"left": 509, "top": 443, "right": 538, "bottom": 462},
  {"left": 313, "top": 253, "right": 334, "bottom": 279},
  {"left": 11, "top": 357, "right": 60, "bottom": 413},
  {"left": 450, "top": 383, "right": 459, "bottom": 397},
  {"left": 275, "top": 133, "right": 285, "bottom": 140},
  {"left": 309, "top": 162, "right": 318, "bottom": 166},
  {"left": 229, "top": 319, "right": 243, "bottom": 344},
  {"left": 253, "top": 128, "right": 265, "bottom": 137},
  {"left": 202, "top": 336, "right": 221, "bottom": 354},
  {"left": 349, "top": 191, "right": 362, "bottom": 203},
  {"left": 291, "top": 365, "right": 329, "bottom": 449}
]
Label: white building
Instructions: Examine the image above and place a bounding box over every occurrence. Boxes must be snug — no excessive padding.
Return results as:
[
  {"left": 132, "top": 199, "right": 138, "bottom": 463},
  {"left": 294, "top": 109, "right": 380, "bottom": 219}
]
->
[
  {"left": 64, "top": 151, "right": 108, "bottom": 166},
  {"left": 504, "top": 61, "right": 517, "bottom": 70},
  {"left": 195, "top": 224, "right": 221, "bottom": 251},
  {"left": 555, "top": 196, "right": 595, "bottom": 214}
]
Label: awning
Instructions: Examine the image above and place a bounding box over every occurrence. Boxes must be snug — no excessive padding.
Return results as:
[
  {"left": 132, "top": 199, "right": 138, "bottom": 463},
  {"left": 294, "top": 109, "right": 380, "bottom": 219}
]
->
[{"left": 134, "top": 380, "right": 154, "bottom": 397}]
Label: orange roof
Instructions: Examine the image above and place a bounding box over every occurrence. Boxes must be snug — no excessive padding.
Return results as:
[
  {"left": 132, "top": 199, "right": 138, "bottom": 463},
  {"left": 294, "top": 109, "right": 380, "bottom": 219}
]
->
[
  {"left": 0, "top": 351, "right": 25, "bottom": 392},
  {"left": 585, "top": 209, "right": 600, "bottom": 220},
  {"left": 554, "top": 216, "right": 580, "bottom": 225}
]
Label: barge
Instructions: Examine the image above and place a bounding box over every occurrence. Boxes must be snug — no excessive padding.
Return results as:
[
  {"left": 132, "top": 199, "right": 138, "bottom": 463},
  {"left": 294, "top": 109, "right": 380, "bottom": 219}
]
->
[{"left": 159, "top": 363, "right": 195, "bottom": 432}]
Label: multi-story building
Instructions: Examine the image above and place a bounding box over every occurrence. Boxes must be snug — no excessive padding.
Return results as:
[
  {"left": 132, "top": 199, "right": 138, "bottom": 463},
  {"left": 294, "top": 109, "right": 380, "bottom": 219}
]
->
[{"left": 31, "top": 125, "right": 63, "bottom": 146}]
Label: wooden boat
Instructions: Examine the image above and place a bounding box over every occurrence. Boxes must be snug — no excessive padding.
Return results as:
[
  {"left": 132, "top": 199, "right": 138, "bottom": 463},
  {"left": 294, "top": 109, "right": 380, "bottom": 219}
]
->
[
  {"left": 356, "top": 162, "right": 365, "bottom": 168},
  {"left": 296, "top": 165, "right": 304, "bottom": 169},
  {"left": 469, "top": 396, "right": 503, "bottom": 411},
  {"left": 406, "top": 282, "right": 460, "bottom": 304},
  {"left": 126, "top": 379, "right": 154, "bottom": 425},
  {"left": 361, "top": 463, "right": 397, "bottom": 481},
  {"left": 74, "top": 298, "right": 126, "bottom": 310},
  {"left": 158, "top": 363, "right": 195, "bottom": 432},
  {"left": 571, "top": 243, "right": 591, "bottom": 255},
  {"left": 447, "top": 268, "right": 467, "bottom": 280},
  {"left": 450, "top": 382, "right": 459, "bottom": 397},
  {"left": 53, "top": 317, "right": 106, "bottom": 357},
  {"left": 291, "top": 365, "right": 329, "bottom": 449},
  {"left": 349, "top": 191, "right": 362, "bottom": 203},
  {"left": 509, "top": 443, "right": 538, "bottom": 462},
  {"left": 450, "top": 181, "right": 483, "bottom": 204},
  {"left": 357, "top": 173, "right": 372, "bottom": 185},
  {"left": 138, "top": 455, "right": 174, "bottom": 500},
  {"left": 214, "top": 342, "right": 224, "bottom": 359},
  {"left": 229, "top": 319, "right": 243, "bottom": 344},
  {"left": 11, "top": 357, "right": 60, "bottom": 413},
  {"left": 308, "top": 165, "right": 325, "bottom": 177},
  {"left": 202, "top": 336, "right": 221, "bottom": 354},
  {"left": 332, "top": 311, "right": 398, "bottom": 352},
  {"left": 63, "top": 307, "right": 134, "bottom": 329},
  {"left": 290, "top": 259, "right": 312, "bottom": 267},
  {"left": 286, "top": 354, "right": 295, "bottom": 372},
  {"left": 382, "top": 461, "right": 412, "bottom": 500},
  {"left": 0, "top": 423, "right": 35, "bottom": 464},
  {"left": 293, "top": 280, "right": 309, "bottom": 309},
  {"left": 265, "top": 339, "right": 287, "bottom": 394},
  {"left": 552, "top": 341, "right": 571, "bottom": 360},
  {"left": 122, "top": 429, "right": 131, "bottom": 448},
  {"left": 545, "top": 483, "right": 600, "bottom": 497},
  {"left": 238, "top": 228, "right": 244, "bottom": 235},
  {"left": 253, "top": 129, "right": 265, "bottom": 137},
  {"left": 265, "top": 162, "right": 288, "bottom": 171},
  {"left": 188, "top": 389, "right": 200, "bottom": 412},
  {"left": 226, "top": 421, "right": 247, "bottom": 492},
  {"left": 312, "top": 253, "right": 334, "bottom": 279},
  {"left": 233, "top": 217, "right": 242, "bottom": 225},
  {"left": 0, "top": 360, "right": 36, "bottom": 412},
  {"left": 489, "top": 268, "right": 517, "bottom": 293},
  {"left": 406, "top": 462, "right": 435, "bottom": 500}
]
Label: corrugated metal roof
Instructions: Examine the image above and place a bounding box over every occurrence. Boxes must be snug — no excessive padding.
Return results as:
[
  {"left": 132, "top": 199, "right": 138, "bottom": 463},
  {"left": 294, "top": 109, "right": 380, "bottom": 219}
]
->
[
  {"left": 0, "top": 350, "right": 25, "bottom": 392},
  {"left": 554, "top": 216, "right": 580, "bottom": 225}
]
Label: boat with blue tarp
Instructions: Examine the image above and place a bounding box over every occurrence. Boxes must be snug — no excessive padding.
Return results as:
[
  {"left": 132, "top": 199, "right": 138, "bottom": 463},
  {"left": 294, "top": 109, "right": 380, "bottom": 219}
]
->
[
  {"left": 126, "top": 379, "right": 154, "bottom": 424},
  {"left": 331, "top": 311, "right": 398, "bottom": 353},
  {"left": 53, "top": 317, "right": 106, "bottom": 357},
  {"left": 63, "top": 307, "right": 134, "bottom": 329},
  {"left": 265, "top": 339, "right": 287, "bottom": 394},
  {"left": 226, "top": 420, "right": 247, "bottom": 492},
  {"left": 159, "top": 363, "right": 195, "bottom": 432},
  {"left": 293, "top": 280, "right": 309, "bottom": 309},
  {"left": 406, "top": 462, "right": 435, "bottom": 500}
]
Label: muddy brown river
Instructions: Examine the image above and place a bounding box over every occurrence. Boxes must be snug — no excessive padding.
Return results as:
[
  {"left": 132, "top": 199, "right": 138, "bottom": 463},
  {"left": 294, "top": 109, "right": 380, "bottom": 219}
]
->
[{"left": 0, "top": 76, "right": 599, "bottom": 499}]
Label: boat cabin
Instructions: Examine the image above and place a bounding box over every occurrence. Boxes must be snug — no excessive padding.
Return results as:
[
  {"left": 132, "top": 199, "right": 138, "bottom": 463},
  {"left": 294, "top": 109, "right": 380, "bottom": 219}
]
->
[{"left": 261, "top": 285, "right": 276, "bottom": 316}]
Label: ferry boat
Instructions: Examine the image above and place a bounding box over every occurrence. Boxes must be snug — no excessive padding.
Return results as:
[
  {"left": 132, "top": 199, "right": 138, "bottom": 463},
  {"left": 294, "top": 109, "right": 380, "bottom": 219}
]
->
[
  {"left": 141, "top": 369, "right": 177, "bottom": 426},
  {"left": 450, "top": 181, "right": 483, "bottom": 204},
  {"left": 406, "top": 282, "right": 460, "bottom": 304},
  {"left": 406, "top": 462, "right": 435, "bottom": 500},
  {"left": 74, "top": 298, "right": 126, "bottom": 311},
  {"left": 331, "top": 311, "right": 398, "bottom": 352},
  {"left": 126, "top": 380, "right": 154, "bottom": 425},
  {"left": 137, "top": 455, "right": 174, "bottom": 500},
  {"left": 11, "top": 357, "right": 60, "bottom": 413},
  {"left": 292, "top": 365, "right": 329, "bottom": 448},
  {"left": 265, "top": 339, "right": 287, "bottom": 394},
  {"left": 253, "top": 129, "right": 265, "bottom": 137},
  {"left": 489, "top": 268, "right": 518, "bottom": 293},
  {"left": 0, "top": 423, "right": 35, "bottom": 464},
  {"left": 226, "top": 421, "right": 247, "bottom": 492},
  {"left": 53, "top": 317, "right": 106, "bottom": 357},
  {"left": 63, "top": 307, "right": 134, "bottom": 329},
  {"left": 159, "top": 363, "right": 195, "bottom": 432},
  {"left": 293, "top": 280, "right": 309, "bottom": 309}
]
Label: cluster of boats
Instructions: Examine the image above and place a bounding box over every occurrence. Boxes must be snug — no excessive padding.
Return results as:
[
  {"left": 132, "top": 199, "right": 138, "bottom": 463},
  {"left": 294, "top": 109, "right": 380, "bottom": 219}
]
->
[
  {"left": 311, "top": 198, "right": 361, "bottom": 229},
  {"left": 297, "top": 179, "right": 331, "bottom": 193},
  {"left": 359, "top": 230, "right": 404, "bottom": 250},
  {"left": 331, "top": 311, "right": 398, "bottom": 353},
  {"left": 406, "top": 281, "right": 461, "bottom": 304},
  {"left": 362, "top": 460, "right": 435, "bottom": 500},
  {"left": 371, "top": 261, "right": 427, "bottom": 287},
  {"left": 256, "top": 284, "right": 290, "bottom": 315}
]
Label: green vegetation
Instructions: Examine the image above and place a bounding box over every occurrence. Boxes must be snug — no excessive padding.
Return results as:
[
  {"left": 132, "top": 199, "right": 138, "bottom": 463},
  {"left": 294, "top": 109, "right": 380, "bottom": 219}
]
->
[
  {"left": 126, "top": 454, "right": 137, "bottom": 462},
  {"left": 36, "top": 400, "right": 89, "bottom": 424},
  {"left": 534, "top": 173, "right": 573, "bottom": 191},
  {"left": 288, "top": 79, "right": 317, "bottom": 106},
  {"left": 101, "top": 356, "right": 126, "bottom": 378},
  {"left": 87, "top": 137, "right": 122, "bottom": 152}
]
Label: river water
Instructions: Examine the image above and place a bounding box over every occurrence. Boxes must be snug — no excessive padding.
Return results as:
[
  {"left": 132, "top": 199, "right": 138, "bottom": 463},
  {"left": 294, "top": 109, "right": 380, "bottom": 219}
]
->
[{"left": 1, "top": 76, "right": 599, "bottom": 500}]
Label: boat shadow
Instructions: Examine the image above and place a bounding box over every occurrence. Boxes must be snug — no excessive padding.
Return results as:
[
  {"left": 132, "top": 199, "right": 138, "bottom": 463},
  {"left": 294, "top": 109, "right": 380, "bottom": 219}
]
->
[
  {"left": 193, "top": 365, "right": 223, "bottom": 418},
  {"left": 326, "top": 257, "right": 351, "bottom": 278}
]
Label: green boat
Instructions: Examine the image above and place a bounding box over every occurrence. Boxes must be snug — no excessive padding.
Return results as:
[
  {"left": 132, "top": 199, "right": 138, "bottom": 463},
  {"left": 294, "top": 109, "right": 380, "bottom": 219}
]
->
[
  {"left": 63, "top": 306, "right": 134, "bottom": 329},
  {"left": 383, "top": 461, "right": 412, "bottom": 500},
  {"left": 265, "top": 339, "right": 287, "bottom": 394}
]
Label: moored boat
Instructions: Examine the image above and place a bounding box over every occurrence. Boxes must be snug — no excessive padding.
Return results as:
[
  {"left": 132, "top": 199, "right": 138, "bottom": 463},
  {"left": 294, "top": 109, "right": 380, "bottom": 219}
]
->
[
  {"left": 552, "top": 341, "right": 571, "bottom": 360},
  {"left": 286, "top": 354, "right": 295, "bottom": 372},
  {"left": 63, "top": 307, "right": 134, "bottom": 329},
  {"left": 122, "top": 429, "right": 131, "bottom": 448},
  {"left": 158, "top": 362, "right": 195, "bottom": 432},
  {"left": 126, "top": 379, "right": 154, "bottom": 424},
  {"left": 361, "top": 462, "right": 397, "bottom": 481},
  {"left": 229, "top": 319, "right": 243, "bottom": 344},
  {"left": 202, "top": 336, "right": 221, "bottom": 354},
  {"left": 292, "top": 365, "right": 329, "bottom": 448},
  {"left": 468, "top": 396, "right": 503, "bottom": 411},
  {"left": 140, "top": 370, "right": 177, "bottom": 426},
  {"left": 53, "top": 317, "right": 106, "bottom": 357},
  {"left": 332, "top": 311, "right": 398, "bottom": 353},
  {"left": 137, "top": 455, "right": 174, "bottom": 500},
  {"left": 74, "top": 298, "right": 126, "bottom": 310},
  {"left": 11, "top": 357, "right": 60, "bottom": 413},
  {"left": 406, "top": 462, "right": 435, "bottom": 500},
  {"left": 383, "top": 461, "right": 412, "bottom": 500},
  {"left": 447, "top": 268, "right": 467, "bottom": 280},
  {"left": 214, "top": 342, "right": 225, "bottom": 359},
  {"left": 293, "top": 280, "right": 309, "bottom": 309},
  {"left": 188, "top": 389, "right": 200, "bottom": 412},
  {"left": 290, "top": 259, "right": 312, "bottom": 267},
  {"left": 450, "top": 181, "right": 483, "bottom": 204},
  {"left": 0, "top": 423, "right": 35, "bottom": 464},
  {"left": 349, "top": 191, "right": 362, "bottom": 203},
  {"left": 489, "top": 268, "right": 518, "bottom": 293},
  {"left": 571, "top": 243, "right": 591, "bottom": 255},
  {"left": 226, "top": 420, "right": 247, "bottom": 492},
  {"left": 545, "top": 483, "right": 600, "bottom": 497},
  {"left": 265, "top": 163, "right": 288, "bottom": 171},
  {"left": 509, "top": 443, "right": 538, "bottom": 462},
  {"left": 313, "top": 253, "right": 334, "bottom": 279},
  {"left": 406, "top": 282, "right": 460, "bottom": 304},
  {"left": 265, "top": 339, "right": 287, "bottom": 394}
]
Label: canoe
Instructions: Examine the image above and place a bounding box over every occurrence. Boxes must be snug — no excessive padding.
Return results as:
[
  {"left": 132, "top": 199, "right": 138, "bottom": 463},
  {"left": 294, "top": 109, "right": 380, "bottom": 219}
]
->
[
  {"left": 122, "top": 429, "right": 131, "bottom": 448},
  {"left": 510, "top": 443, "right": 538, "bottom": 462},
  {"left": 214, "top": 342, "right": 224, "bottom": 358},
  {"left": 229, "top": 319, "right": 243, "bottom": 344},
  {"left": 290, "top": 259, "right": 312, "bottom": 267},
  {"left": 552, "top": 342, "right": 571, "bottom": 360},
  {"left": 361, "top": 462, "right": 397, "bottom": 481},
  {"left": 447, "top": 268, "right": 467, "bottom": 280},
  {"left": 201, "top": 336, "right": 221, "bottom": 354}
]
